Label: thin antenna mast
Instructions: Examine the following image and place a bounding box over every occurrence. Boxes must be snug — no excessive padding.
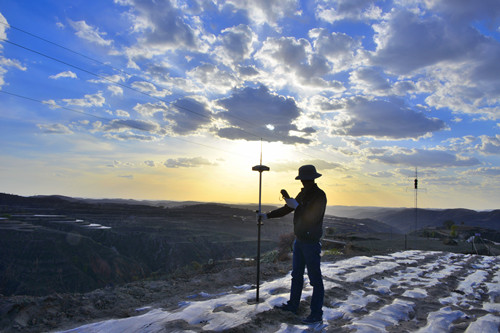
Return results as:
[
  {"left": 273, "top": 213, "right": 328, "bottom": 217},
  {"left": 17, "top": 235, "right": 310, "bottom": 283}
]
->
[
  {"left": 414, "top": 168, "right": 418, "bottom": 232},
  {"left": 251, "top": 139, "right": 269, "bottom": 303}
]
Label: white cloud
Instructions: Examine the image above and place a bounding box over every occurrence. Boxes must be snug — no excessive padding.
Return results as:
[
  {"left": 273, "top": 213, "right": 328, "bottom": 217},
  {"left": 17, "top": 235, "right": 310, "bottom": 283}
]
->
[
  {"left": 187, "top": 64, "right": 238, "bottom": 94},
  {"left": 0, "top": 57, "right": 26, "bottom": 87},
  {"left": 255, "top": 36, "right": 338, "bottom": 91},
  {"left": 476, "top": 135, "right": 500, "bottom": 155},
  {"left": 68, "top": 20, "right": 113, "bottom": 46},
  {"left": 108, "top": 85, "right": 123, "bottom": 96},
  {"left": 115, "top": 109, "right": 130, "bottom": 117},
  {"left": 164, "top": 156, "right": 214, "bottom": 168},
  {"left": 463, "top": 166, "right": 500, "bottom": 177},
  {"left": 309, "top": 28, "right": 361, "bottom": 72},
  {"left": 0, "top": 13, "right": 8, "bottom": 40},
  {"left": 223, "top": 0, "right": 300, "bottom": 27},
  {"left": 315, "top": 0, "right": 383, "bottom": 23},
  {"left": 37, "top": 123, "right": 73, "bottom": 134},
  {"left": 133, "top": 101, "right": 168, "bottom": 117},
  {"left": 331, "top": 97, "right": 446, "bottom": 139},
  {"left": 49, "top": 71, "right": 77, "bottom": 80},
  {"left": 131, "top": 81, "right": 171, "bottom": 98},
  {"left": 63, "top": 92, "right": 106, "bottom": 107}
]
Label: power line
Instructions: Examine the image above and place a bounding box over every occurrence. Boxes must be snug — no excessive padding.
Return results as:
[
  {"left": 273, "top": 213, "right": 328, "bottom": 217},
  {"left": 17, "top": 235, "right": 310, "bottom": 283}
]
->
[
  {"left": 0, "top": 24, "right": 316, "bottom": 145},
  {"left": 0, "top": 21, "right": 133, "bottom": 78},
  {"left": 0, "top": 26, "right": 332, "bottom": 161},
  {"left": 0, "top": 89, "right": 254, "bottom": 160}
]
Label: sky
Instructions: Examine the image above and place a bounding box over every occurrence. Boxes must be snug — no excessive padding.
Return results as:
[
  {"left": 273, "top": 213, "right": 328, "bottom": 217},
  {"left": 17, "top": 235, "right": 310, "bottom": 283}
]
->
[{"left": 1, "top": 0, "right": 500, "bottom": 210}]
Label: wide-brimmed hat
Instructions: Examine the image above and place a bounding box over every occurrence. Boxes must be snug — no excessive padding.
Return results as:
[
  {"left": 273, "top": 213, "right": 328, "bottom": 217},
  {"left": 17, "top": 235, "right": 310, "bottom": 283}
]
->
[{"left": 295, "top": 165, "right": 322, "bottom": 180}]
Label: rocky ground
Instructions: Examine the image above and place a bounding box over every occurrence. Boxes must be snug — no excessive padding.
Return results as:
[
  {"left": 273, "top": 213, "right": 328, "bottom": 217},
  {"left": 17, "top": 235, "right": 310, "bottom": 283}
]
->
[{"left": 0, "top": 256, "right": 296, "bottom": 332}]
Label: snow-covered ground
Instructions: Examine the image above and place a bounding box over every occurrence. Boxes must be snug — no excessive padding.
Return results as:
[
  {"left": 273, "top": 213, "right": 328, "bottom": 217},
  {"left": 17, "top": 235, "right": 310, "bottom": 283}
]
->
[{"left": 59, "top": 251, "right": 500, "bottom": 332}]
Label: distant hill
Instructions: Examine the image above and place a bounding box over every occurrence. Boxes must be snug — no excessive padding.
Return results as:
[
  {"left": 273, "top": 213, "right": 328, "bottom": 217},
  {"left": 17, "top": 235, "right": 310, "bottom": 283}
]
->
[{"left": 328, "top": 205, "right": 500, "bottom": 233}]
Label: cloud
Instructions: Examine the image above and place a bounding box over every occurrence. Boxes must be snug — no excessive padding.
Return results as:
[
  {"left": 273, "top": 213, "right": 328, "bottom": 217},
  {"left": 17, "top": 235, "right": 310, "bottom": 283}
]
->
[
  {"left": 118, "top": 0, "right": 198, "bottom": 54},
  {"left": 271, "top": 159, "right": 345, "bottom": 173},
  {"left": 368, "top": 170, "right": 394, "bottom": 178},
  {"left": 216, "top": 85, "right": 313, "bottom": 144},
  {"left": 49, "top": 71, "right": 77, "bottom": 80},
  {"left": 223, "top": 0, "right": 299, "bottom": 26},
  {"left": 476, "top": 135, "right": 500, "bottom": 155},
  {"left": 102, "top": 119, "right": 160, "bottom": 133},
  {"left": 424, "top": 0, "right": 500, "bottom": 24},
  {"left": 164, "top": 156, "right": 214, "bottom": 168},
  {"left": 108, "top": 85, "right": 123, "bottom": 96},
  {"left": 315, "top": 0, "right": 383, "bottom": 23},
  {"left": 331, "top": 97, "right": 446, "bottom": 139},
  {"left": 369, "top": 148, "right": 481, "bottom": 168},
  {"left": 68, "top": 20, "right": 113, "bottom": 46},
  {"left": 349, "top": 67, "right": 391, "bottom": 92},
  {"left": 134, "top": 101, "right": 168, "bottom": 117},
  {"left": 167, "top": 97, "right": 213, "bottom": 135},
  {"left": 144, "top": 160, "right": 155, "bottom": 167},
  {"left": 463, "top": 166, "right": 500, "bottom": 177},
  {"left": 255, "top": 36, "right": 333, "bottom": 88},
  {"left": 369, "top": 10, "right": 477, "bottom": 75},
  {"left": 215, "top": 24, "right": 256, "bottom": 66},
  {"left": 37, "top": 123, "right": 73, "bottom": 134},
  {"left": 187, "top": 63, "right": 238, "bottom": 94},
  {"left": 309, "top": 28, "right": 361, "bottom": 72},
  {"left": 131, "top": 81, "right": 171, "bottom": 98},
  {"left": 62, "top": 92, "right": 106, "bottom": 107},
  {"left": 0, "top": 13, "right": 8, "bottom": 40}
]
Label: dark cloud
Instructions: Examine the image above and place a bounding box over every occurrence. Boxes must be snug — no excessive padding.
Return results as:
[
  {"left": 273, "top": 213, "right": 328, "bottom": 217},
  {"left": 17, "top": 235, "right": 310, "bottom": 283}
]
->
[
  {"left": 216, "top": 86, "right": 312, "bottom": 144},
  {"left": 370, "top": 10, "right": 477, "bottom": 75},
  {"left": 168, "top": 97, "right": 213, "bottom": 135},
  {"left": 350, "top": 67, "right": 391, "bottom": 91},
  {"left": 332, "top": 97, "right": 446, "bottom": 139},
  {"left": 103, "top": 119, "right": 160, "bottom": 132},
  {"left": 369, "top": 149, "right": 480, "bottom": 168},
  {"left": 217, "top": 24, "right": 255, "bottom": 64},
  {"left": 426, "top": 0, "right": 500, "bottom": 24}
]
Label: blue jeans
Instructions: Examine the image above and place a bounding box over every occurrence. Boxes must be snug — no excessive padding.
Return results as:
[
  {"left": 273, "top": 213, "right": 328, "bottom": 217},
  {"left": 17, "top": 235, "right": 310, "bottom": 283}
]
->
[{"left": 289, "top": 239, "right": 324, "bottom": 316}]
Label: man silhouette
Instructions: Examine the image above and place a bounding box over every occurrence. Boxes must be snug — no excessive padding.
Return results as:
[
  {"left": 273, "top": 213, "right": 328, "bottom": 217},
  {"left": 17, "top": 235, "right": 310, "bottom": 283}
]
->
[{"left": 261, "top": 165, "right": 326, "bottom": 324}]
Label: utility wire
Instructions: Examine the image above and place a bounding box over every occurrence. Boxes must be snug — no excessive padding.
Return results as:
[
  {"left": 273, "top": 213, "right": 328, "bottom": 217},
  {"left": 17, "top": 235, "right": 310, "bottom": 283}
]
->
[
  {"left": 0, "top": 89, "right": 254, "bottom": 160},
  {"left": 0, "top": 21, "right": 274, "bottom": 140},
  {"left": 0, "top": 26, "right": 329, "bottom": 161},
  {"left": 0, "top": 21, "right": 132, "bottom": 78}
]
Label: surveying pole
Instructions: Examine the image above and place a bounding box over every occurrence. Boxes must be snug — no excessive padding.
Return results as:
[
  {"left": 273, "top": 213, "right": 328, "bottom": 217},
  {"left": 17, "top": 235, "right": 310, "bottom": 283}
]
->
[{"left": 252, "top": 143, "right": 269, "bottom": 303}]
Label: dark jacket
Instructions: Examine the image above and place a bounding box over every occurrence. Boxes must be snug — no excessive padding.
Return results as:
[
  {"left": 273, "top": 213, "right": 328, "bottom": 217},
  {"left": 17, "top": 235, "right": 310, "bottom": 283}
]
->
[{"left": 267, "top": 184, "right": 327, "bottom": 243}]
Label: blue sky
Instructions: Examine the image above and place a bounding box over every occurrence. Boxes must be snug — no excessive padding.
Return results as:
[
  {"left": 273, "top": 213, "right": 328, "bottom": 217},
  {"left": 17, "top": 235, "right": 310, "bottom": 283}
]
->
[{"left": 1, "top": 0, "right": 499, "bottom": 210}]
